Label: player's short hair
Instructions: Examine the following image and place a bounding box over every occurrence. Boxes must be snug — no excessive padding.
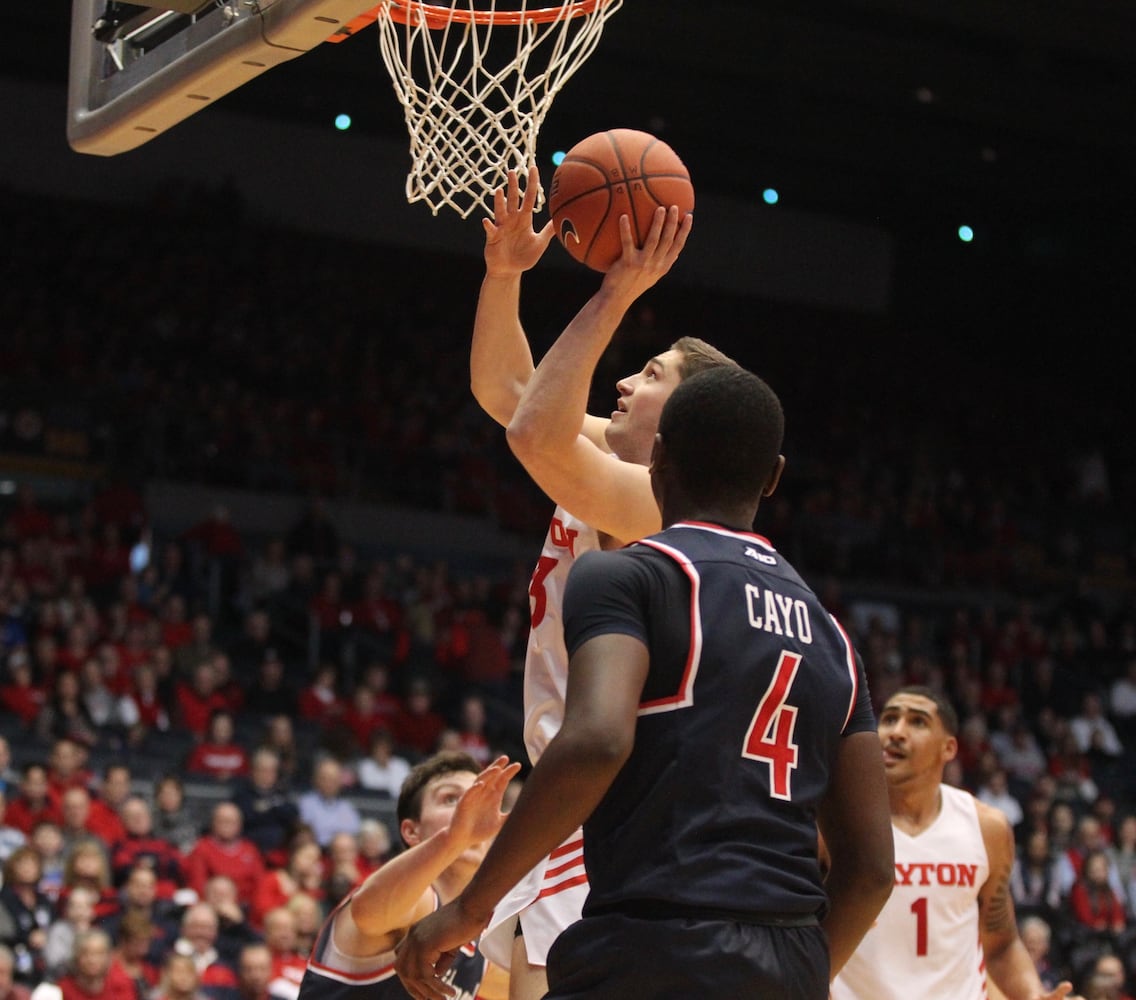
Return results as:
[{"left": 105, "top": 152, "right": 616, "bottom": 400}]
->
[
  {"left": 657, "top": 366, "right": 784, "bottom": 509},
  {"left": 670, "top": 336, "right": 740, "bottom": 381},
  {"left": 396, "top": 751, "right": 481, "bottom": 832},
  {"left": 889, "top": 685, "right": 960, "bottom": 737}
]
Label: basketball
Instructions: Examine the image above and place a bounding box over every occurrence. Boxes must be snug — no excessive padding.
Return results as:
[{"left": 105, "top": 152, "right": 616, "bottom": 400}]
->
[{"left": 548, "top": 129, "right": 694, "bottom": 273}]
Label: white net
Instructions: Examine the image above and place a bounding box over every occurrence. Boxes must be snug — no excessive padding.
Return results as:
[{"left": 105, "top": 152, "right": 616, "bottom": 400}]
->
[{"left": 375, "top": 0, "right": 623, "bottom": 218}]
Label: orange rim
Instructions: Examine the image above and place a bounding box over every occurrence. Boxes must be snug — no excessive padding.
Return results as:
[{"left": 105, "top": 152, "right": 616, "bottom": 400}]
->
[{"left": 387, "top": 0, "right": 605, "bottom": 28}]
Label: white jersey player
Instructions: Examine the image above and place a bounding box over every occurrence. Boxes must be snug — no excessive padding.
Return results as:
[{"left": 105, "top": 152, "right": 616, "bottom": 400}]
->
[
  {"left": 832, "top": 688, "right": 1081, "bottom": 1000},
  {"left": 465, "top": 166, "right": 736, "bottom": 1000}
]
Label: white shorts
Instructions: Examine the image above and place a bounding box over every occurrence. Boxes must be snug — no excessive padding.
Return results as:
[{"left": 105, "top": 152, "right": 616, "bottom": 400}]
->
[{"left": 479, "top": 829, "right": 587, "bottom": 970}]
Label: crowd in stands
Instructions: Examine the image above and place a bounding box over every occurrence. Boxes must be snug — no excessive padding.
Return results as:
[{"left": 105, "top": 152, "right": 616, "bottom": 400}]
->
[{"left": 0, "top": 186, "right": 1134, "bottom": 998}]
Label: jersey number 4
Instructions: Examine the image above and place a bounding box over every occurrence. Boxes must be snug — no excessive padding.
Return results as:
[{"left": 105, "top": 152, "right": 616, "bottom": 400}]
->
[{"left": 742, "top": 651, "right": 802, "bottom": 800}]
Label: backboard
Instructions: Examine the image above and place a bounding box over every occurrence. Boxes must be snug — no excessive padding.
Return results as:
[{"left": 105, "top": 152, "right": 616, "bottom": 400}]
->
[{"left": 68, "top": 0, "right": 377, "bottom": 155}]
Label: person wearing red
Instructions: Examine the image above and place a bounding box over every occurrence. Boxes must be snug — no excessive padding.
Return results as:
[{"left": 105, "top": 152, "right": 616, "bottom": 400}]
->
[
  {"left": 0, "top": 656, "right": 46, "bottom": 728},
  {"left": 260, "top": 908, "right": 306, "bottom": 999},
  {"left": 59, "top": 841, "right": 120, "bottom": 924},
  {"left": 249, "top": 843, "right": 324, "bottom": 932},
  {"left": 108, "top": 796, "right": 185, "bottom": 900},
  {"left": 389, "top": 678, "right": 446, "bottom": 757},
  {"left": 108, "top": 910, "right": 161, "bottom": 999},
  {"left": 1069, "top": 848, "right": 1128, "bottom": 938},
  {"left": 185, "top": 803, "right": 265, "bottom": 905},
  {"left": 185, "top": 712, "right": 249, "bottom": 782},
  {"left": 296, "top": 664, "right": 344, "bottom": 728},
  {"left": 55, "top": 929, "right": 136, "bottom": 1000},
  {"left": 175, "top": 662, "right": 230, "bottom": 739},
  {"left": 59, "top": 788, "right": 125, "bottom": 851},
  {"left": 4, "top": 765, "right": 61, "bottom": 836},
  {"left": 45, "top": 740, "right": 96, "bottom": 800}
]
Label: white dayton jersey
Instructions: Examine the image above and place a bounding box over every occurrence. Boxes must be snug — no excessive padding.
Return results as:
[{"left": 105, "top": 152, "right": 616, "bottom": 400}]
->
[
  {"left": 832, "top": 784, "right": 991, "bottom": 1000},
  {"left": 522, "top": 506, "right": 601, "bottom": 764},
  {"left": 480, "top": 506, "right": 597, "bottom": 971}
]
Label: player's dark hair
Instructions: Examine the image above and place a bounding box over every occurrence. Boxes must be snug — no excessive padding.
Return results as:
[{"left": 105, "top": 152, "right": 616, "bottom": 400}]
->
[
  {"left": 657, "top": 366, "right": 784, "bottom": 509},
  {"left": 890, "top": 685, "right": 960, "bottom": 737},
  {"left": 396, "top": 750, "right": 481, "bottom": 835},
  {"left": 670, "top": 336, "right": 740, "bottom": 380}
]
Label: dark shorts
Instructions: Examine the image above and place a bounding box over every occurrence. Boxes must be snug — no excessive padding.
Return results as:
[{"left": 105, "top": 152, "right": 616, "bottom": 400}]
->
[{"left": 545, "top": 911, "right": 829, "bottom": 1000}]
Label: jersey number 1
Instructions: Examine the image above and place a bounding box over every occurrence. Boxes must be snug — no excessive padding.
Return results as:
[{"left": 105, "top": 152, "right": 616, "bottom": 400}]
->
[{"left": 742, "top": 651, "right": 802, "bottom": 800}]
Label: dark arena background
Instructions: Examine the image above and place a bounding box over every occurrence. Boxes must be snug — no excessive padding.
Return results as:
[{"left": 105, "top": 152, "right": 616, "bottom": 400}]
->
[{"left": 0, "top": 1, "right": 1134, "bottom": 992}]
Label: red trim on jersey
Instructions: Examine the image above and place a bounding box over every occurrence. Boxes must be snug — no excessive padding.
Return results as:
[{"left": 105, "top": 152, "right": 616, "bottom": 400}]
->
[
  {"left": 829, "top": 614, "right": 860, "bottom": 733},
  {"left": 536, "top": 872, "right": 589, "bottom": 900},
  {"left": 547, "top": 853, "right": 584, "bottom": 878},
  {"left": 673, "top": 521, "right": 775, "bottom": 550},
  {"left": 634, "top": 538, "right": 702, "bottom": 714},
  {"left": 305, "top": 958, "right": 396, "bottom": 984},
  {"left": 548, "top": 837, "right": 583, "bottom": 861}
]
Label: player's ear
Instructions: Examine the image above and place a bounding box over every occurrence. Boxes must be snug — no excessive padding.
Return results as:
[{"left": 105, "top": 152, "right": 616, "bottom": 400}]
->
[
  {"left": 941, "top": 734, "right": 959, "bottom": 765},
  {"left": 763, "top": 455, "right": 786, "bottom": 498},
  {"left": 400, "top": 818, "right": 421, "bottom": 848}
]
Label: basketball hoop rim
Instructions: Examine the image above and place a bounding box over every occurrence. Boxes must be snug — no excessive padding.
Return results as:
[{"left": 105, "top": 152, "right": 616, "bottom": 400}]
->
[{"left": 386, "top": 0, "right": 610, "bottom": 29}]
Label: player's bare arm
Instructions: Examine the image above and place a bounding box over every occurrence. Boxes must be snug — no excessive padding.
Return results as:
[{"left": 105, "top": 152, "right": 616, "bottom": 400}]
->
[
  {"left": 816, "top": 730, "right": 894, "bottom": 978},
  {"left": 396, "top": 632, "right": 649, "bottom": 1000},
  {"left": 339, "top": 757, "right": 520, "bottom": 958},
  {"left": 976, "top": 801, "right": 1080, "bottom": 1000},
  {"left": 507, "top": 207, "right": 692, "bottom": 542},
  {"left": 470, "top": 166, "right": 552, "bottom": 428}
]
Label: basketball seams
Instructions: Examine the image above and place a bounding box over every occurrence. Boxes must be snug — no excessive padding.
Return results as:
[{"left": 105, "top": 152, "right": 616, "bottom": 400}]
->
[{"left": 549, "top": 129, "right": 693, "bottom": 272}]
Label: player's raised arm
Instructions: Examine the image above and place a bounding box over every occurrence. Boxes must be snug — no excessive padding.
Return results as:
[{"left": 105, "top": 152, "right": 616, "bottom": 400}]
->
[
  {"left": 816, "top": 730, "right": 895, "bottom": 978},
  {"left": 977, "top": 801, "right": 1081, "bottom": 1000},
  {"left": 341, "top": 757, "right": 519, "bottom": 957},
  {"left": 506, "top": 207, "right": 692, "bottom": 542},
  {"left": 470, "top": 166, "right": 554, "bottom": 428}
]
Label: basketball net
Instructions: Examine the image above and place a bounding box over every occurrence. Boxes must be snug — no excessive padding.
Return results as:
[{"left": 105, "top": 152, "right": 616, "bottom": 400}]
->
[{"left": 370, "top": 0, "right": 623, "bottom": 219}]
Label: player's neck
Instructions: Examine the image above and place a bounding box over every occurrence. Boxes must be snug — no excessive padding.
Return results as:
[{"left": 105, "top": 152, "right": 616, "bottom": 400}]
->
[{"left": 888, "top": 780, "right": 944, "bottom": 836}]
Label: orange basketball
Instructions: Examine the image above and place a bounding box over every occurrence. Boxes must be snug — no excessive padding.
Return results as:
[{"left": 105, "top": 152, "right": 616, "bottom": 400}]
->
[{"left": 548, "top": 129, "right": 694, "bottom": 273}]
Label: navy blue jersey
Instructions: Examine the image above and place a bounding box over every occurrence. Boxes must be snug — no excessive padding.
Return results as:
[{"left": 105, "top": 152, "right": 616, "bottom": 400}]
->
[
  {"left": 297, "top": 891, "right": 485, "bottom": 1000},
  {"left": 562, "top": 521, "right": 874, "bottom": 920}
]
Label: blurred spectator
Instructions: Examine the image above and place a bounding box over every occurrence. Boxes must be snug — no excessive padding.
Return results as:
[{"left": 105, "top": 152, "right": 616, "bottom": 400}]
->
[
  {"left": 255, "top": 718, "right": 300, "bottom": 788},
  {"left": 1018, "top": 914, "right": 1062, "bottom": 992},
  {"left": 1055, "top": 815, "right": 1126, "bottom": 903},
  {"left": 282, "top": 896, "right": 320, "bottom": 962},
  {"left": 285, "top": 502, "right": 339, "bottom": 567},
  {"left": 1109, "top": 814, "right": 1136, "bottom": 918},
  {"left": 249, "top": 843, "right": 323, "bottom": 932},
  {"left": 323, "top": 832, "right": 362, "bottom": 900},
  {"left": 43, "top": 885, "right": 97, "bottom": 979},
  {"left": 185, "top": 711, "right": 250, "bottom": 782},
  {"left": 1069, "top": 849, "right": 1128, "bottom": 941},
  {"left": 453, "top": 693, "right": 492, "bottom": 766},
  {"left": 152, "top": 953, "right": 209, "bottom": 1000},
  {"left": 1071, "top": 692, "right": 1125, "bottom": 759},
  {"left": 0, "top": 791, "right": 26, "bottom": 863},
  {"left": 169, "top": 904, "right": 238, "bottom": 1000},
  {"left": 259, "top": 909, "right": 305, "bottom": 1000},
  {"left": 1086, "top": 953, "right": 1135, "bottom": 1000},
  {"left": 231, "top": 749, "right": 298, "bottom": 864},
  {"left": 0, "top": 739, "right": 15, "bottom": 796},
  {"left": 55, "top": 928, "right": 135, "bottom": 1000},
  {"left": 353, "top": 729, "right": 409, "bottom": 798},
  {"left": 117, "top": 662, "right": 171, "bottom": 749},
  {"left": 296, "top": 759, "right": 359, "bottom": 850},
  {"left": 0, "top": 846, "right": 52, "bottom": 983},
  {"left": 173, "top": 615, "right": 221, "bottom": 684},
  {"left": 296, "top": 665, "right": 343, "bottom": 728},
  {"left": 35, "top": 672, "right": 100, "bottom": 750},
  {"left": 1049, "top": 728, "right": 1101, "bottom": 806},
  {"left": 355, "top": 820, "right": 391, "bottom": 879},
  {"left": 199, "top": 878, "right": 259, "bottom": 970},
  {"left": 152, "top": 777, "right": 201, "bottom": 856},
  {"left": 233, "top": 942, "right": 274, "bottom": 1000},
  {"left": 3, "top": 763, "right": 59, "bottom": 836},
  {"left": 1011, "top": 829, "right": 1061, "bottom": 922},
  {"left": 240, "top": 653, "right": 297, "bottom": 722},
  {"left": 990, "top": 716, "right": 1048, "bottom": 789},
  {"left": 0, "top": 944, "right": 31, "bottom": 1000},
  {"left": 98, "top": 865, "right": 179, "bottom": 960},
  {"left": 109, "top": 796, "right": 185, "bottom": 899},
  {"left": 29, "top": 822, "right": 66, "bottom": 902},
  {"left": 0, "top": 657, "right": 46, "bottom": 728},
  {"left": 59, "top": 841, "right": 118, "bottom": 922},
  {"left": 185, "top": 804, "right": 264, "bottom": 905},
  {"left": 389, "top": 678, "right": 446, "bottom": 757},
  {"left": 976, "top": 767, "right": 1024, "bottom": 827},
  {"left": 175, "top": 663, "right": 229, "bottom": 739},
  {"left": 59, "top": 788, "right": 125, "bottom": 852},
  {"left": 109, "top": 910, "right": 161, "bottom": 998},
  {"left": 1109, "top": 659, "right": 1136, "bottom": 745},
  {"left": 243, "top": 542, "right": 290, "bottom": 611}
]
